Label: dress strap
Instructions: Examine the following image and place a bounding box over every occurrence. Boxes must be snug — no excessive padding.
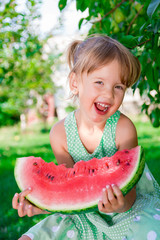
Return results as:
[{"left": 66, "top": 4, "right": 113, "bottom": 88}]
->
[
  {"left": 101, "top": 110, "right": 121, "bottom": 157},
  {"left": 64, "top": 111, "right": 84, "bottom": 162}
]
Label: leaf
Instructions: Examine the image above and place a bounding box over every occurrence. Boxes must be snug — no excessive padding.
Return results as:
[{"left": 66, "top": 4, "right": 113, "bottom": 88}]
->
[
  {"left": 120, "top": 35, "right": 138, "bottom": 48},
  {"left": 78, "top": 18, "right": 84, "bottom": 29},
  {"left": 149, "top": 108, "right": 160, "bottom": 127},
  {"left": 58, "top": 0, "right": 67, "bottom": 11},
  {"left": 145, "top": 63, "right": 157, "bottom": 90},
  {"left": 152, "top": 19, "right": 160, "bottom": 33},
  {"left": 147, "top": 0, "right": 160, "bottom": 18},
  {"left": 148, "top": 93, "right": 156, "bottom": 103},
  {"left": 76, "top": 0, "right": 88, "bottom": 12},
  {"left": 141, "top": 103, "right": 149, "bottom": 113}
]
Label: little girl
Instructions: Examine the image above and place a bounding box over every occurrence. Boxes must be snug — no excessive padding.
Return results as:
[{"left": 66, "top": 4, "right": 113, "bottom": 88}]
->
[{"left": 12, "top": 35, "right": 160, "bottom": 240}]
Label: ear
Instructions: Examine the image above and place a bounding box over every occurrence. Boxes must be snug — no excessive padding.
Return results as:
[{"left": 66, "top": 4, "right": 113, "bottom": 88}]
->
[{"left": 69, "top": 72, "right": 79, "bottom": 95}]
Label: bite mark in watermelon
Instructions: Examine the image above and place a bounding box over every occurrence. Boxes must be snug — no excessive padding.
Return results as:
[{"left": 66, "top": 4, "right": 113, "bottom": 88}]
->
[{"left": 14, "top": 146, "right": 145, "bottom": 213}]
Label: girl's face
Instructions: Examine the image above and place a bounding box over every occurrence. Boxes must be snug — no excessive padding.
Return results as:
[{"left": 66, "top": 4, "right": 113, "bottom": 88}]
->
[{"left": 72, "top": 60, "right": 126, "bottom": 125}]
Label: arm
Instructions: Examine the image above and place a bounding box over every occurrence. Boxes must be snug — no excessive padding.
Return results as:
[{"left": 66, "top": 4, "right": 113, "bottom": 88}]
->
[
  {"left": 49, "top": 119, "right": 75, "bottom": 167},
  {"left": 115, "top": 113, "right": 138, "bottom": 151},
  {"left": 98, "top": 114, "right": 138, "bottom": 213},
  {"left": 13, "top": 118, "right": 74, "bottom": 217}
]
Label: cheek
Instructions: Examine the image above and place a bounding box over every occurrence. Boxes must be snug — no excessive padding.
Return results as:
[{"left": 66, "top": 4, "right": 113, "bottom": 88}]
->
[
  {"left": 82, "top": 86, "right": 96, "bottom": 98},
  {"left": 115, "top": 91, "right": 125, "bottom": 103}
]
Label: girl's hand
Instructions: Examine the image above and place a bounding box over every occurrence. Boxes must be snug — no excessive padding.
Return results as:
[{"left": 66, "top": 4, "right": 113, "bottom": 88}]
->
[
  {"left": 98, "top": 184, "right": 126, "bottom": 214},
  {"left": 12, "top": 188, "right": 50, "bottom": 217}
]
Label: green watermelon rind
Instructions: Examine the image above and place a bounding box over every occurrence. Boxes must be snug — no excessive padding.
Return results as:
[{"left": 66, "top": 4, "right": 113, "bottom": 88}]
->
[
  {"left": 120, "top": 146, "right": 145, "bottom": 195},
  {"left": 14, "top": 146, "right": 145, "bottom": 214}
]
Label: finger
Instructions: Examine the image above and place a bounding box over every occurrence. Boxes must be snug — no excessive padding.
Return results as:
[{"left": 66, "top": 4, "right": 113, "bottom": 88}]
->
[
  {"left": 19, "top": 187, "right": 32, "bottom": 202},
  {"left": 98, "top": 200, "right": 105, "bottom": 212},
  {"left": 107, "top": 185, "right": 117, "bottom": 205},
  {"left": 102, "top": 187, "right": 109, "bottom": 205},
  {"left": 18, "top": 202, "right": 25, "bottom": 217},
  {"left": 33, "top": 205, "right": 43, "bottom": 215},
  {"left": 33, "top": 204, "right": 48, "bottom": 215},
  {"left": 112, "top": 184, "right": 124, "bottom": 205},
  {"left": 27, "top": 205, "right": 33, "bottom": 217},
  {"left": 12, "top": 193, "right": 19, "bottom": 209}
]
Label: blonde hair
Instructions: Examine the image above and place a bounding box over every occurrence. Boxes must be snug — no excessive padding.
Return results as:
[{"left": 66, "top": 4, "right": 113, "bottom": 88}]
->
[{"left": 67, "top": 34, "right": 141, "bottom": 88}]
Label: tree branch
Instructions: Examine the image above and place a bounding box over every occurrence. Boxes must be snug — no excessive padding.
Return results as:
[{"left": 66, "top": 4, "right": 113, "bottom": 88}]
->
[
  {"left": 93, "top": 0, "right": 131, "bottom": 23},
  {"left": 127, "top": 4, "right": 144, "bottom": 34},
  {"left": 132, "top": 38, "right": 151, "bottom": 48}
]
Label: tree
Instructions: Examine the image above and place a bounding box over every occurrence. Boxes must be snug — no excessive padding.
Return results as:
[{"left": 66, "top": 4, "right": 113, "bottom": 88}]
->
[
  {"left": 58, "top": 0, "right": 160, "bottom": 127},
  {"left": 0, "top": 0, "right": 60, "bottom": 126}
]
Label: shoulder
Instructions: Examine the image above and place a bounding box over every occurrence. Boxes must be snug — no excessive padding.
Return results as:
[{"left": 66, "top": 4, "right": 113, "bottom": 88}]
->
[
  {"left": 49, "top": 119, "right": 67, "bottom": 156},
  {"left": 49, "top": 111, "right": 72, "bottom": 143},
  {"left": 116, "top": 113, "right": 138, "bottom": 151},
  {"left": 50, "top": 118, "right": 66, "bottom": 143},
  {"left": 117, "top": 113, "right": 136, "bottom": 130}
]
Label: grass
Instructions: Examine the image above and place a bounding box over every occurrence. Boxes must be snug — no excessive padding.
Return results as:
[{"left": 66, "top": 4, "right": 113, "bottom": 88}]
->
[
  {"left": 0, "top": 115, "right": 160, "bottom": 240},
  {"left": 0, "top": 123, "right": 56, "bottom": 240},
  {"left": 133, "top": 115, "right": 160, "bottom": 182}
]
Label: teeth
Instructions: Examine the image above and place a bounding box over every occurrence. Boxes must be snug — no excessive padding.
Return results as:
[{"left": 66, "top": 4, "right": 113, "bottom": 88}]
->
[
  {"left": 96, "top": 102, "right": 109, "bottom": 112},
  {"left": 97, "top": 103, "right": 109, "bottom": 108}
]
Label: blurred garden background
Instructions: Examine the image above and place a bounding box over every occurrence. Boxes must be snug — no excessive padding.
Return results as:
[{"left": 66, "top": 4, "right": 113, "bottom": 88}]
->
[{"left": 0, "top": 0, "right": 159, "bottom": 239}]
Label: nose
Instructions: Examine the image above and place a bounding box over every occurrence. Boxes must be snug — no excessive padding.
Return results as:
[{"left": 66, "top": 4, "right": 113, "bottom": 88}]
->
[{"left": 103, "top": 86, "right": 114, "bottom": 100}]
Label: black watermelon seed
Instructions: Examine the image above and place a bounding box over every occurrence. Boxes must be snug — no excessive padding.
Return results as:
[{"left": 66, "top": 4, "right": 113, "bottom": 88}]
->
[
  {"left": 88, "top": 169, "right": 95, "bottom": 174},
  {"left": 33, "top": 162, "right": 38, "bottom": 166},
  {"left": 51, "top": 176, "right": 54, "bottom": 181},
  {"left": 73, "top": 171, "right": 75, "bottom": 175},
  {"left": 125, "top": 151, "right": 129, "bottom": 153},
  {"left": 117, "top": 159, "right": 121, "bottom": 166}
]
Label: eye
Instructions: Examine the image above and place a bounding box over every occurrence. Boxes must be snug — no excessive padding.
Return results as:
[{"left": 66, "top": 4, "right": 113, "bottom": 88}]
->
[
  {"left": 95, "top": 81, "right": 104, "bottom": 85},
  {"left": 115, "top": 85, "right": 124, "bottom": 90}
]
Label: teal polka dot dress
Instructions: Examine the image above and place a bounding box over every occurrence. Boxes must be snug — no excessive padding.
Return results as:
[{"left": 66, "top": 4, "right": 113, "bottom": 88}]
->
[{"left": 24, "top": 111, "right": 160, "bottom": 240}]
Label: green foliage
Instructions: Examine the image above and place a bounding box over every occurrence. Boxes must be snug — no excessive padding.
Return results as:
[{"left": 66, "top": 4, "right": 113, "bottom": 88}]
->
[
  {"left": 59, "top": 0, "right": 160, "bottom": 127},
  {"left": 147, "top": 0, "right": 160, "bottom": 17},
  {"left": 0, "top": 0, "right": 59, "bottom": 126},
  {"left": 65, "top": 104, "right": 76, "bottom": 113},
  {"left": 58, "top": 0, "right": 68, "bottom": 10}
]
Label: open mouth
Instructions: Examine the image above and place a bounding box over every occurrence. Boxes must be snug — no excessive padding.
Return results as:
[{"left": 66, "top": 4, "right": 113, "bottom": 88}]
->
[{"left": 94, "top": 102, "right": 110, "bottom": 115}]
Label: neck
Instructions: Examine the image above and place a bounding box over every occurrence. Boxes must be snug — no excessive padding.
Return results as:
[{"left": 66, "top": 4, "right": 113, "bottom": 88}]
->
[{"left": 75, "top": 109, "right": 106, "bottom": 132}]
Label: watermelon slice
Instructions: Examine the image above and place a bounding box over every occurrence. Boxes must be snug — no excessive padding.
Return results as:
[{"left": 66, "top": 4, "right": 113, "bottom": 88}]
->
[{"left": 14, "top": 146, "right": 145, "bottom": 213}]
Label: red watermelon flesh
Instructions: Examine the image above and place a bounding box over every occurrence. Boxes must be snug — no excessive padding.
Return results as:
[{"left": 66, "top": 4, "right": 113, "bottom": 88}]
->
[{"left": 14, "top": 146, "right": 145, "bottom": 213}]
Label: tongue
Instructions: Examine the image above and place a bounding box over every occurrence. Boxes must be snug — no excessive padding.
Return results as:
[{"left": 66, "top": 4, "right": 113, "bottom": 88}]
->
[{"left": 95, "top": 103, "right": 106, "bottom": 111}]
